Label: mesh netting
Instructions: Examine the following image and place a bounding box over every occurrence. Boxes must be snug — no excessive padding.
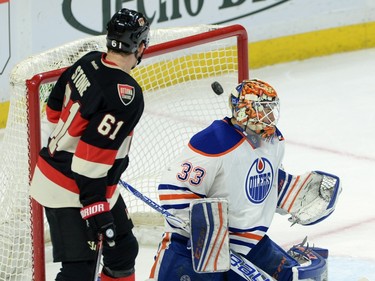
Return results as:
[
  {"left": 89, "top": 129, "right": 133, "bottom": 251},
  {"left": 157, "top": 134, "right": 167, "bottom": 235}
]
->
[{"left": 0, "top": 24, "right": 244, "bottom": 280}]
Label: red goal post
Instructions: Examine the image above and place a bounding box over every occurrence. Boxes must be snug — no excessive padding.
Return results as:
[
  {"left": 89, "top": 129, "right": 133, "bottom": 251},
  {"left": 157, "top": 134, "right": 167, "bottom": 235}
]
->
[{"left": 1, "top": 24, "right": 248, "bottom": 281}]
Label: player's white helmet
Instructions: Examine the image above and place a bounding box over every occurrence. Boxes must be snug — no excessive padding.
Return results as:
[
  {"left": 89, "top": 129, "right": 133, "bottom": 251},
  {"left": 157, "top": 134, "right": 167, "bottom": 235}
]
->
[
  {"left": 106, "top": 8, "right": 150, "bottom": 55},
  {"left": 229, "top": 79, "right": 280, "bottom": 138}
]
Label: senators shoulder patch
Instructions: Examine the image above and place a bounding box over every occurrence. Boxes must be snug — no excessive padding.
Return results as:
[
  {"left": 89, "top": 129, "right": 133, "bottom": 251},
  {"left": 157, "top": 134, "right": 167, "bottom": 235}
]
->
[{"left": 118, "top": 84, "right": 135, "bottom": 105}]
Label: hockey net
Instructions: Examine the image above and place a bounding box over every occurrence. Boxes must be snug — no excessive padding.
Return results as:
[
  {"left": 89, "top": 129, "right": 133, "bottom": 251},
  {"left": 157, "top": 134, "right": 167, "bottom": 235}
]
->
[{"left": 0, "top": 24, "right": 248, "bottom": 281}]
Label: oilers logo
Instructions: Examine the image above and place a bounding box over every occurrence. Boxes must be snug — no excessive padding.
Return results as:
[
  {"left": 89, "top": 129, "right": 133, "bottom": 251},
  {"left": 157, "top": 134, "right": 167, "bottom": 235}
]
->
[{"left": 245, "top": 158, "right": 274, "bottom": 203}]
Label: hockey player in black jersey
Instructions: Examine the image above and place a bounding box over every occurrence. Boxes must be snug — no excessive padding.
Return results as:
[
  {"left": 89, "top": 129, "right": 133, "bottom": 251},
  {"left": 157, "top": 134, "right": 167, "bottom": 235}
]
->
[{"left": 30, "top": 8, "right": 150, "bottom": 281}]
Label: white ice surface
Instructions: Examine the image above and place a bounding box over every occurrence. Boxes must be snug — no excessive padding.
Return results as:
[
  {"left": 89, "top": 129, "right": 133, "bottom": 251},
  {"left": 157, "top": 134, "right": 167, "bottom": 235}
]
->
[{"left": 2, "top": 47, "right": 374, "bottom": 281}]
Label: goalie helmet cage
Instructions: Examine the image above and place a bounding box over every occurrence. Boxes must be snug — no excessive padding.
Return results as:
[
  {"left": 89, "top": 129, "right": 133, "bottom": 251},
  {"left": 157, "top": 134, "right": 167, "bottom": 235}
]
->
[{"left": 0, "top": 24, "right": 248, "bottom": 281}]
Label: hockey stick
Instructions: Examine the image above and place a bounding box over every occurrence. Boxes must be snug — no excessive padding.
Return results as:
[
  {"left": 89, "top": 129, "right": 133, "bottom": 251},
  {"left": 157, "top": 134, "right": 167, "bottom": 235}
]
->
[
  {"left": 119, "top": 179, "right": 274, "bottom": 281},
  {"left": 93, "top": 234, "right": 104, "bottom": 281}
]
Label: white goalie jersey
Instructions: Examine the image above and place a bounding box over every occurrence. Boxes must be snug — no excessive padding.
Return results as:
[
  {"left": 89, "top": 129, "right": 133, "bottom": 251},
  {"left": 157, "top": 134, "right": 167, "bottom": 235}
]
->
[{"left": 158, "top": 117, "right": 285, "bottom": 256}]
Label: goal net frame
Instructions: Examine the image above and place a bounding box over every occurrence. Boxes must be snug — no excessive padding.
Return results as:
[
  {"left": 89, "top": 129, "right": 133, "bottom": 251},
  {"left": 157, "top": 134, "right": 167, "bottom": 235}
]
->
[{"left": 2, "top": 24, "right": 248, "bottom": 281}]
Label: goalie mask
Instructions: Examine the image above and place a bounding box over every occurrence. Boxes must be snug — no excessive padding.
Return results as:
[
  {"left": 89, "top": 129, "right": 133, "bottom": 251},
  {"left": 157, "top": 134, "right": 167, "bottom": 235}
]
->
[
  {"left": 106, "top": 8, "right": 150, "bottom": 55},
  {"left": 229, "top": 79, "right": 280, "bottom": 138}
]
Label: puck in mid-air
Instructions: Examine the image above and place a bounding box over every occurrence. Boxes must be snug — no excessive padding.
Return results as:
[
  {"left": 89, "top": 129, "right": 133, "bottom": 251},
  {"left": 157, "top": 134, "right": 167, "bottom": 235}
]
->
[{"left": 211, "top": 81, "right": 224, "bottom": 95}]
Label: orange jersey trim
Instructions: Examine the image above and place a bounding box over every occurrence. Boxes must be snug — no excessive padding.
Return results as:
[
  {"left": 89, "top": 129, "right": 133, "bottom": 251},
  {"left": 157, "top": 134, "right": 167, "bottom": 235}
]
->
[
  {"left": 159, "top": 193, "right": 201, "bottom": 201},
  {"left": 188, "top": 137, "right": 245, "bottom": 157},
  {"left": 231, "top": 231, "right": 263, "bottom": 241}
]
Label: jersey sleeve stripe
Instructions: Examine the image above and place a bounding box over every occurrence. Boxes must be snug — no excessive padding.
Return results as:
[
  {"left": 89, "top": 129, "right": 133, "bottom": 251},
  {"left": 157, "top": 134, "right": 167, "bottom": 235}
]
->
[
  {"left": 116, "top": 134, "right": 132, "bottom": 159},
  {"left": 277, "top": 172, "right": 293, "bottom": 207},
  {"left": 72, "top": 155, "right": 111, "bottom": 178},
  {"left": 159, "top": 193, "right": 201, "bottom": 201},
  {"left": 229, "top": 231, "right": 266, "bottom": 254},
  {"left": 67, "top": 112, "right": 89, "bottom": 137},
  {"left": 75, "top": 140, "right": 117, "bottom": 165},
  {"left": 230, "top": 232, "right": 263, "bottom": 241},
  {"left": 160, "top": 203, "right": 190, "bottom": 210},
  {"left": 158, "top": 184, "right": 192, "bottom": 192},
  {"left": 37, "top": 157, "right": 79, "bottom": 194},
  {"left": 37, "top": 157, "right": 117, "bottom": 200},
  {"left": 229, "top": 238, "right": 257, "bottom": 248},
  {"left": 46, "top": 105, "right": 61, "bottom": 124},
  {"left": 229, "top": 225, "right": 268, "bottom": 233},
  {"left": 106, "top": 184, "right": 116, "bottom": 198},
  {"left": 158, "top": 184, "right": 205, "bottom": 197}
]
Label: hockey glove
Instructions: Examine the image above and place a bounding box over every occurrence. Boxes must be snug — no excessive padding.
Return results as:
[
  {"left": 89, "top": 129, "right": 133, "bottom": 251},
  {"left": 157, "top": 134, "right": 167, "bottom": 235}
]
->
[
  {"left": 80, "top": 202, "right": 116, "bottom": 247},
  {"left": 277, "top": 170, "right": 341, "bottom": 225}
]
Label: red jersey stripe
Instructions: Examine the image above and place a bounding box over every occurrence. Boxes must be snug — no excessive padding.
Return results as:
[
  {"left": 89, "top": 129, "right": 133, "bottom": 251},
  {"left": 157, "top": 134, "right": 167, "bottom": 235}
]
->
[
  {"left": 37, "top": 157, "right": 79, "bottom": 194},
  {"left": 59, "top": 99, "right": 74, "bottom": 122},
  {"left": 38, "top": 157, "right": 117, "bottom": 199},
  {"left": 106, "top": 184, "right": 116, "bottom": 198},
  {"left": 68, "top": 112, "right": 89, "bottom": 137},
  {"left": 46, "top": 106, "right": 61, "bottom": 124},
  {"left": 75, "top": 140, "right": 117, "bottom": 165}
]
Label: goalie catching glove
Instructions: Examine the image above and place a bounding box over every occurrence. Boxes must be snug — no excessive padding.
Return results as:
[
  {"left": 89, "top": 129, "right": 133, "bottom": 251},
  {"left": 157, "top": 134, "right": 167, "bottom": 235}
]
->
[
  {"left": 277, "top": 170, "right": 342, "bottom": 225},
  {"left": 80, "top": 201, "right": 116, "bottom": 246}
]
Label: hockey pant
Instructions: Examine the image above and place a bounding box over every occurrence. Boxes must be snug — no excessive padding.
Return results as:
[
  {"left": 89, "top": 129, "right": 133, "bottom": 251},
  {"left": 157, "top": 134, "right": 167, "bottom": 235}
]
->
[
  {"left": 45, "top": 196, "right": 139, "bottom": 281},
  {"left": 149, "top": 233, "right": 299, "bottom": 281}
]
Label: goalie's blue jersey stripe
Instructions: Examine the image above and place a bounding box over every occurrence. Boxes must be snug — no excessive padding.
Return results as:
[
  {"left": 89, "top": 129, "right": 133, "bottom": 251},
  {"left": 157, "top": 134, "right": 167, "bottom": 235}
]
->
[
  {"left": 162, "top": 203, "right": 190, "bottom": 210},
  {"left": 277, "top": 170, "right": 293, "bottom": 206},
  {"left": 188, "top": 117, "right": 244, "bottom": 155},
  {"left": 159, "top": 184, "right": 200, "bottom": 193},
  {"left": 158, "top": 184, "right": 206, "bottom": 198},
  {"left": 229, "top": 225, "right": 269, "bottom": 233},
  {"left": 229, "top": 238, "right": 257, "bottom": 249}
]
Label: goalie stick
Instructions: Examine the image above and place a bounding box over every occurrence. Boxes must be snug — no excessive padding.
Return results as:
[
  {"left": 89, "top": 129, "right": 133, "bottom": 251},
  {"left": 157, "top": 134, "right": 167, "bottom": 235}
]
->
[{"left": 119, "top": 179, "right": 274, "bottom": 281}]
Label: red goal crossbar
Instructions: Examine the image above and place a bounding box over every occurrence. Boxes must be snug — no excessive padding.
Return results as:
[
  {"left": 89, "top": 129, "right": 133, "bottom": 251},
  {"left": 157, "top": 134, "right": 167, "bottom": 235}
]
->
[{"left": 26, "top": 24, "right": 248, "bottom": 281}]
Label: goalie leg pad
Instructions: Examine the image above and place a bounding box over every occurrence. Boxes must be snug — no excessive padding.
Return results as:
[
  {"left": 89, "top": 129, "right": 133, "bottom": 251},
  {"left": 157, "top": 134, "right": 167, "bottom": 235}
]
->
[
  {"left": 151, "top": 233, "right": 225, "bottom": 281},
  {"left": 190, "top": 198, "right": 230, "bottom": 273}
]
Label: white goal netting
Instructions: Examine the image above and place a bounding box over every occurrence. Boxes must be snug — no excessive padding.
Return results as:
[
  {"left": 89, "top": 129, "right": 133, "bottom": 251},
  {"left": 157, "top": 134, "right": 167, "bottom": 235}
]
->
[{"left": 0, "top": 24, "right": 248, "bottom": 280}]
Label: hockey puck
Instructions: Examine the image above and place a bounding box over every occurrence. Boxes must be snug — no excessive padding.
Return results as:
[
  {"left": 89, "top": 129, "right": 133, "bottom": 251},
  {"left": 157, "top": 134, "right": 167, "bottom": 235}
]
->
[{"left": 211, "top": 81, "right": 224, "bottom": 95}]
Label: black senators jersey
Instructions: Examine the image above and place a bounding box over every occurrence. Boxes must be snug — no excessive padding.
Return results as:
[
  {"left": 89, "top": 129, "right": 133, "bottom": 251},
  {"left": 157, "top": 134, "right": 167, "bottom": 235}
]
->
[{"left": 30, "top": 51, "right": 144, "bottom": 208}]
